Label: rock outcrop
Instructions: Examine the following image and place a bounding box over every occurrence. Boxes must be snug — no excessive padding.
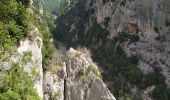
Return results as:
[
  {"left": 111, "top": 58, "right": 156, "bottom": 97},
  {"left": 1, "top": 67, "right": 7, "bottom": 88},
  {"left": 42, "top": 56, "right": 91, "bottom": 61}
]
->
[
  {"left": 44, "top": 48, "right": 116, "bottom": 100},
  {"left": 17, "top": 27, "right": 44, "bottom": 98},
  {"left": 65, "top": 48, "right": 116, "bottom": 100},
  {"left": 55, "top": 0, "right": 170, "bottom": 99}
]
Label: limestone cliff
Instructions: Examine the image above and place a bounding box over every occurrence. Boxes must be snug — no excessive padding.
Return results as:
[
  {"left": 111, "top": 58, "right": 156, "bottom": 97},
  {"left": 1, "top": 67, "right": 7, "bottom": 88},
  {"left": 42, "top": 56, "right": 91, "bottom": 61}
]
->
[
  {"left": 65, "top": 48, "right": 116, "bottom": 100},
  {"left": 55, "top": 0, "right": 170, "bottom": 99},
  {"left": 44, "top": 48, "right": 116, "bottom": 100},
  {"left": 17, "top": 28, "right": 43, "bottom": 98}
]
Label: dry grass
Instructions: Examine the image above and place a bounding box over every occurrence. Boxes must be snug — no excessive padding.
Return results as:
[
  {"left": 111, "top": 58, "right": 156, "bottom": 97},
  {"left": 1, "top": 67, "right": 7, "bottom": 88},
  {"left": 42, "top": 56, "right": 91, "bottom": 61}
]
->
[{"left": 49, "top": 65, "right": 61, "bottom": 74}]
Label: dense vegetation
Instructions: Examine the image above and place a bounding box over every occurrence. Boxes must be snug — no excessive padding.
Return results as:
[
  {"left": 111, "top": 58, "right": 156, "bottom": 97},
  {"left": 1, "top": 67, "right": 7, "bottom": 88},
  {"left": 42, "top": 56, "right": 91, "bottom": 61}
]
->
[
  {"left": 92, "top": 41, "right": 170, "bottom": 100},
  {"left": 0, "top": 0, "right": 30, "bottom": 61},
  {"left": 0, "top": 63, "right": 40, "bottom": 100},
  {"left": 0, "top": 0, "right": 42, "bottom": 99},
  {"left": 31, "top": 0, "right": 64, "bottom": 74}
]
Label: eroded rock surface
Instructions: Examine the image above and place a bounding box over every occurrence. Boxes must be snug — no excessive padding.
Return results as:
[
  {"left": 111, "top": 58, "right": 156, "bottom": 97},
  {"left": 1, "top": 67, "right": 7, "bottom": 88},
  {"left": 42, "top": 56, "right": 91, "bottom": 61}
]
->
[{"left": 65, "top": 48, "right": 116, "bottom": 100}]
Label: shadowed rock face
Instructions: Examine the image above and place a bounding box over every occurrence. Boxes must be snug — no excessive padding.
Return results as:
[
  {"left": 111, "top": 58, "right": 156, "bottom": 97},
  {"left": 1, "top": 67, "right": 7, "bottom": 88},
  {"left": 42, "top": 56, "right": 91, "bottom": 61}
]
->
[{"left": 54, "top": 0, "right": 170, "bottom": 99}]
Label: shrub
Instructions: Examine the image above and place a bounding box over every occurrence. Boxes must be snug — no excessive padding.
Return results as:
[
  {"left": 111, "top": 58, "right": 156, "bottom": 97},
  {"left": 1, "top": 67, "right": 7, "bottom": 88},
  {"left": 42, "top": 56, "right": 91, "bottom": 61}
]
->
[
  {"left": 129, "top": 55, "right": 139, "bottom": 65},
  {"left": 78, "top": 68, "right": 85, "bottom": 76},
  {"left": 0, "top": 63, "right": 40, "bottom": 100},
  {"left": 88, "top": 65, "right": 103, "bottom": 79},
  {"left": 0, "top": 0, "right": 29, "bottom": 52},
  {"left": 129, "top": 34, "right": 139, "bottom": 43},
  {"left": 51, "top": 90, "right": 61, "bottom": 100},
  {"left": 81, "top": 76, "right": 89, "bottom": 84},
  {"left": 31, "top": 67, "right": 41, "bottom": 80},
  {"left": 104, "top": 17, "right": 110, "bottom": 27},
  {"left": 152, "top": 85, "right": 169, "bottom": 100},
  {"left": 22, "top": 51, "right": 32, "bottom": 64}
]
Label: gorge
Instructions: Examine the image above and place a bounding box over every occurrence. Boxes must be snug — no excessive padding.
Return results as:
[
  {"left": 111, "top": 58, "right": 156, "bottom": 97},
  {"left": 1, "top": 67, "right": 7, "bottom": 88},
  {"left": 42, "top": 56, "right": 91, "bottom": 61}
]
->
[{"left": 0, "top": 0, "right": 170, "bottom": 100}]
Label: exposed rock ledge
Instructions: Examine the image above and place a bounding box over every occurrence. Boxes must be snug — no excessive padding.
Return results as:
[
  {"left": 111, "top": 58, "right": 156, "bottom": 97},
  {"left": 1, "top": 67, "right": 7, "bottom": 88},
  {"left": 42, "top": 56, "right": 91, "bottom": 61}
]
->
[
  {"left": 44, "top": 48, "right": 116, "bottom": 100},
  {"left": 65, "top": 48, "right": 116, "bottom": 100}
]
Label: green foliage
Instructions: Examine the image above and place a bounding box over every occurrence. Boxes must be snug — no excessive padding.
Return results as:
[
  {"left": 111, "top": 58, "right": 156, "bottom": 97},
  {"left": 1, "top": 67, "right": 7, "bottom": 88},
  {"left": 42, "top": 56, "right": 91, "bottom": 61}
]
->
[
  {"left": 42, "top": 11, "right": 56, "bottom": 33},
  {"left": 77, "top": 68, "right": 90, "bottom": 84},
  {"left": 51, "top": 90, "right": 60, "bottom": 100},
  {"left": 0, "top": 63, "right": 40, "bottom": 100},
  {"left": 55, "top": 0, "right": 93, "bottom": 47},
  {"left": 22, "top": 51, "right": 32, "bottom": 64},
  {"left": 85, "top": 17, "right": 109, "bottom": 46},
  {"left": 152, "top": 85, "right": 170, "bottom": 100},
  {"left": 31, "top": 68, "right": 40, "bottom": 80},
  {"left": 126, "top": 65, "right": 143, "bottom": 85},
  {"left": 0, "top": 0, "right": 29, "bottom": 53},
  {"left": 104, "top": 17, "right": 110, "bottom": 27},
  {"left": 143, "top": 70, "right": 165, "bottom": 87},
  {"left": 118, "top": 92, "right": 133, "bottom": 100},
  {"left": 30, "top": 11, "right": 56, "bottom": 71},
  {"left": 118, "top": 32, "right": 139, "bottom": 43},
  {"left": 81, "top": 76, "right": 90, "bottom": 84},
  {"left": 78, "top": 68, "right": 85, "bottom": 76},
  {"left": 88, "top": 65, "right": 103, "bottom": 79},
  {"left": 16, "top": 0, "right": 30, "bottom": 7}
]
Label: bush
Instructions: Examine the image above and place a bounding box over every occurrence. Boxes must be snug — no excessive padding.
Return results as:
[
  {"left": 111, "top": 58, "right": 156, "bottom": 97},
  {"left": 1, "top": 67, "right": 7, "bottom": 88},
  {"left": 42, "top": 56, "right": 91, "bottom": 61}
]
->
[
  {"left": 104, "top": 17, "right": 110, "bottom": 27},
  {"left": 31, "top": 67, "right": 41, "bottom": 80},
  {"left": 0, "top": 63, "right": 40, "bottom": 100},
  {"left": 0, "top": 0, "right": 29, "bottom": 52},
  {"left": 126, "top": 66, "right": 143, "bottom": 85},
  {"left": 118, "top": 32, "right": 139, "bottom": 43},
  {"left": 22, "top": 51, "right": 33, "bottom": 64},
  {"left": 81, "top": 76, "right": 89, "bottom": 84},
  {"left": 78, "top": 68, "right": 85, "bottom": 76},
  {"left": 16, "top": 0, "right": 30, "bottom": 7},
  {"left": 129, "top": 55, "right": 139, "bottom": 65},
  {"left": 88, "top": 65, "right": 102, "bottom": 79},
  {"left": 152, "top": 85, "right": 169, "bottom": 100}
]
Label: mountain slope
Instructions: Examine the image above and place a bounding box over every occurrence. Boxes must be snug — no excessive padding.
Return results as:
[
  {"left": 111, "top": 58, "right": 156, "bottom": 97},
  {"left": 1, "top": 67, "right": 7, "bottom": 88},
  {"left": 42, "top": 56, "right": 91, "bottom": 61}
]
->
[
  {"left": 0, "top": 0, "right": 117, "bottom": 100},
  {"left": 55, "top": 0, "right": 170, "bottom": 99}
]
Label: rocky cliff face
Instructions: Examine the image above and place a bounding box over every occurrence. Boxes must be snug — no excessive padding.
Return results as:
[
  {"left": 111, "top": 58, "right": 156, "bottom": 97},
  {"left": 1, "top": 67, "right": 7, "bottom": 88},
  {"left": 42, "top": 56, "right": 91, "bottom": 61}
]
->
[
  {"left": 17, "top": 28, "right": 43, "bottom": 98},
  {"left": 55, "top": 0, "right": 170, "bottom": 99},
  {"left": 0, "top": 27, "right": 44, "bottom": 99},
  {"left": 1, "top": 0, "right": 116, "bottom": 99},
  {"left": 65, "top": 48, "right": 116, "bottom": 100},
  {"left": 44, "top": 48, "right": 116, "bottom": 100},
  {"left": 84, "top": 0, "right": 170, "bottom": 86}
]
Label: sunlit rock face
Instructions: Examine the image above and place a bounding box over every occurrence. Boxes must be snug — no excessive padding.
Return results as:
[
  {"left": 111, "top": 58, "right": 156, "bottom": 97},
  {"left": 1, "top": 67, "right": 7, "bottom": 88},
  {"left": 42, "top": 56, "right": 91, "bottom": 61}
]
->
[
  {"left": 65, "top": 48, "right": 116, "bottom": 100},
  {"left": 43, "top": 48, "right": 116, "bottom": 100},
  {"left": 17, "top": 27, "right": 43, "bottom": 98}
]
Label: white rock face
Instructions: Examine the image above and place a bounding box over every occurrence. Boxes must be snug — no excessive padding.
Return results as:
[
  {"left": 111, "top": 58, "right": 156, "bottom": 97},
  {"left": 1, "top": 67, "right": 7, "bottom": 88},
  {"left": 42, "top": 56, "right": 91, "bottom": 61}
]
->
[
  {"left": 43, "top": 48, "right": 116, "bottom": 100},
  {"left": 17, "top": 36, "right": 43, "bottom": 98},
  {"left": 65, "top": 48, "right": 116, "bottom": 100},
  {"left": 44, "top": 62, "right": 67, "bottom": 100}
]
